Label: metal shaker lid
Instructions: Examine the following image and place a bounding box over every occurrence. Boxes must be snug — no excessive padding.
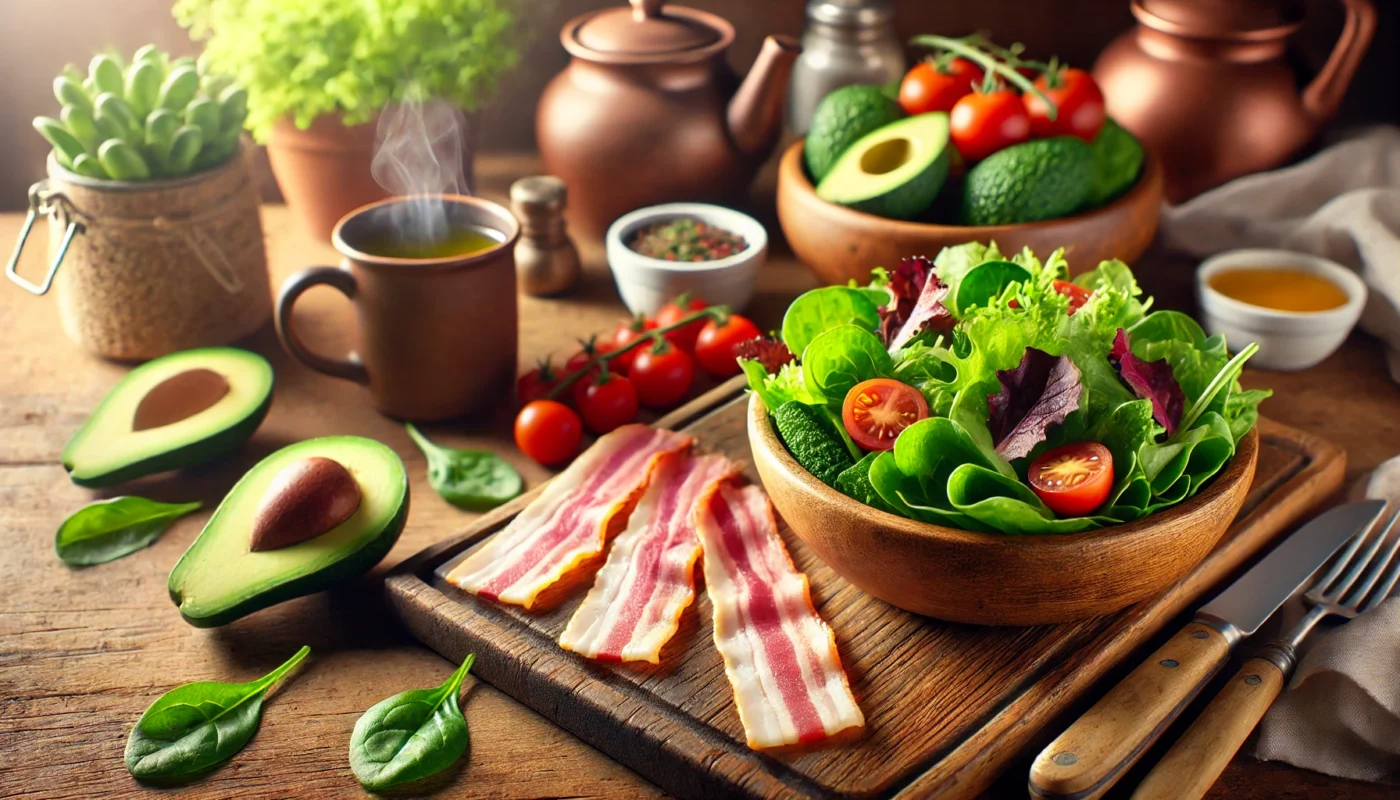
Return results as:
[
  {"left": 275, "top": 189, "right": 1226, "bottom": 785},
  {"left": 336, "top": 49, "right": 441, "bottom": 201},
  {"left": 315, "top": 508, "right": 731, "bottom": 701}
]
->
[{"left": 807, "top": 0, "right": 894, "bottom": 27}]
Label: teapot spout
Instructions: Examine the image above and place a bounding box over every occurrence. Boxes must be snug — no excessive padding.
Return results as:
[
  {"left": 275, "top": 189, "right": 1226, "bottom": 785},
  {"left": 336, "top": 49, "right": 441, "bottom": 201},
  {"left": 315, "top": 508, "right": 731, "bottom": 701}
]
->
[{"left": 727, "top": 35, "right": 801, "bottom": 157}]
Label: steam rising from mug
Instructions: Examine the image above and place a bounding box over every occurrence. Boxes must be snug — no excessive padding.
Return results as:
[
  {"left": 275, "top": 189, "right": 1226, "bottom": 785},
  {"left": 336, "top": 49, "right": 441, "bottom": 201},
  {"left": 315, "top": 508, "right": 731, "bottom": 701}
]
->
[{"left": 371, "top": 97, "right": 471, "bottom": 245}]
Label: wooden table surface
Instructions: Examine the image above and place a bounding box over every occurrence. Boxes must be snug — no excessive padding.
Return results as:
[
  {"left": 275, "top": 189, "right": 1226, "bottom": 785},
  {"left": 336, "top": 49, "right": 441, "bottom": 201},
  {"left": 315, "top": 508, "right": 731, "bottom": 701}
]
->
[{"left": 2, "top": 153, "right": 1398, "bottom": 800}]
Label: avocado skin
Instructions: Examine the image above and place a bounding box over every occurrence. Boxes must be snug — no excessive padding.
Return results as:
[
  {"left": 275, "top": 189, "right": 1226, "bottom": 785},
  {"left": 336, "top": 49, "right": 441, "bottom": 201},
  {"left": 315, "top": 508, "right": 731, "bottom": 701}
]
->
[
  {"left": 63, "top": 391, "right": 273, "bottom": 488},
  {"left": 961, "top": 136, "right": 1095, "bottom": 226},
  {"left": 804, "top": 85, "right": 903, "bottom": 183},
  {"left": 1086, "top": 118, "right": 1145, "bottom": 207}
]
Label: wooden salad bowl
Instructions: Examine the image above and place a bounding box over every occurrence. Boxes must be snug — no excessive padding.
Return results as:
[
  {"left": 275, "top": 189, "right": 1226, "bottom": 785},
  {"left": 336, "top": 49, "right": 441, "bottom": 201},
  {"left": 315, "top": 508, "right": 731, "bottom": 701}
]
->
[
  {"left": 775, "top": 139, "right": 1165, "bottom": 286},
  {"left": 748, "top": 395, "right": 1258, "bottom": 626}
]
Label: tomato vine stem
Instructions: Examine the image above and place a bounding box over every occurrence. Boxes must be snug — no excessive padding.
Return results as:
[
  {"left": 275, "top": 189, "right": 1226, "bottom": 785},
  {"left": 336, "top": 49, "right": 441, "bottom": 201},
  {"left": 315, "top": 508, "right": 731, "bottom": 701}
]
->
[{"left": 543, "top": 306, "right": 728, "bottom": 400}]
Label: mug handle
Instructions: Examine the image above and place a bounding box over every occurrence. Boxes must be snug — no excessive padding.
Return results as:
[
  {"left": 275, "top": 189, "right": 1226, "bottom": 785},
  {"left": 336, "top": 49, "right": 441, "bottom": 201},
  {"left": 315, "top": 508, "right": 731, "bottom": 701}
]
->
[{"left": 275, "top": 267, "right": 370, "bottom": 385}]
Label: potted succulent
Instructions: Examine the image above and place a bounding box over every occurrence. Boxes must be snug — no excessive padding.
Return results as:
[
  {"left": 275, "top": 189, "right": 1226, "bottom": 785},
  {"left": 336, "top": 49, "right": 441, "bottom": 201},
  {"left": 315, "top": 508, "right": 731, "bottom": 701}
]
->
[
  {"left": 12, "top": 45, "right": 270, "bottom": 360},
  {"left": 174, "top": 0, "right": 521, "bottom": 240}
]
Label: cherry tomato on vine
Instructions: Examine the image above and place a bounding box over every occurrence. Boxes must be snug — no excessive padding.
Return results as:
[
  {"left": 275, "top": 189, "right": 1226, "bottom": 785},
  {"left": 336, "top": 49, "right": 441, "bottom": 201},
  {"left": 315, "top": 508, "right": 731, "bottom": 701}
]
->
[
  {"left": 575, "top": 372, "right": 639, "bottom": 434},
  {"left": 1028, "top": 442, "right": 1114, "bottom": 516},
  {"left": 515, "top": 400, "right": 583, "bottom": 467},
  {"left": 564, "top": 336, "right": 612, "bottom": 393},
  {"left": 516, "top": 360, "right": 561, "bottom": 406},
  {"left": 897, "top": 57, "right": 983, "bottom": 115},
  {"left": 1052, "top": 279, "right": 1093, "bottom": 314},
  {"left": 694, "top": 314, "right": 762, "bottom": 377},
  {"left": 608, "top": 314, "right": 657, "bottom": 374},
  {"left": 655, "top": 293, "right": 708, "bottom": 353},
  {"left": 841, "top": 378, "right": 930, "bottom": 452},
  {"left": 950, "top": 89, "right": 1031, "bottom": 162},
  {"left": 1024, "top": 67, "right": 1105, "bottom": 142},
  {"left": 629, "top": 340, "right": 695, "bottom": 408}
]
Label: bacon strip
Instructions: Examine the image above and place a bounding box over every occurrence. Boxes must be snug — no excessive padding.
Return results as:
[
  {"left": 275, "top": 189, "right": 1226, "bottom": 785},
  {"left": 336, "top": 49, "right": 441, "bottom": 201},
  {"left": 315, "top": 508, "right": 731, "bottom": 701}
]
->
[
  {"left": 560, "top": 453, "right": 739, "bottom": 662},
  {"left": 446, "top": 425, "right": 691, "bottom": 608},
  {"left": 696, "top": 483, "right": 865, "bottom": 749}
]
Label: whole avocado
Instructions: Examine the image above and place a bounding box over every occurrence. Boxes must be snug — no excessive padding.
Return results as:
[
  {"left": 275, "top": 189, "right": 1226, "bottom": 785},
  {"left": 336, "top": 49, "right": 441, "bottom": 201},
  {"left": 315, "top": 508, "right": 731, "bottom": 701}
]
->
[
  {"left": 804, "top": 85, "right": 903, "bottom": 183},
  {"left": 1086, "top": 118, "right": 1145, "bottom": 207},
  {"left": 961, "top": 137, "right": 1095, "bottom": 226}
]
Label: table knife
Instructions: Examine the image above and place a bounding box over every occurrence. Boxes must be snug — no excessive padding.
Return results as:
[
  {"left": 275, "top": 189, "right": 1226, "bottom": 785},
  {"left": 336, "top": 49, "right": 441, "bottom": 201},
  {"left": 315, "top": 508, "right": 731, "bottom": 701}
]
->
[{"left": 1028, "top": 500, "right": 1387, "bottom": 800}]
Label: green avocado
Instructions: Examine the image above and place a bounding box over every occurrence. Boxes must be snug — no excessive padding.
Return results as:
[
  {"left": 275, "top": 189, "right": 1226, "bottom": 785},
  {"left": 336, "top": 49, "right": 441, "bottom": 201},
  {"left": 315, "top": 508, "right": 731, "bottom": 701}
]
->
[
  {"left": 1086, "top": 118, "right": 1145, "bottom": 207},
  {"left": 804, "top": 84, "right": 904, "bottom": 183},
  {"left": 961, "top": 136, "right": 1095, "bottom": 226},
  {"left": 816, "top": 113, "right": 951, "bottom": 221},
  {"left": 62, "top": 347, "right": 273, "bottom": 487},
  {"left": 168, "top": 436, "right": 409, "bottom": 627}
]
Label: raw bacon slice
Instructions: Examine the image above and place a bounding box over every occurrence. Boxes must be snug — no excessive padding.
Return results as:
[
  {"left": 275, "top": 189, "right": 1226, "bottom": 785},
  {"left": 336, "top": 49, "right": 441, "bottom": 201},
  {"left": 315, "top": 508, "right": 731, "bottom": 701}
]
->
[
  {"left": 696, "top": 483, "right": 865, "bottom": 749},
  {"left": 446, "top": 425, "right": 691, "bottom": 608},
  {"left": 560, "top": 453, "right": 739, "bottom": 662}
]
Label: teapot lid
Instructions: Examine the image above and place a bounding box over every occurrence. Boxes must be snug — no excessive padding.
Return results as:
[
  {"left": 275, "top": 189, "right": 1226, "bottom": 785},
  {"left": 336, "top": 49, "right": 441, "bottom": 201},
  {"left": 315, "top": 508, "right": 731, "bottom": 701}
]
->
[
  {"left": 1135, "top": 0, "right": 1302, "bottom": 37},
  {"left": 566, "top": 0, "right": 733, "bottom": 63}
]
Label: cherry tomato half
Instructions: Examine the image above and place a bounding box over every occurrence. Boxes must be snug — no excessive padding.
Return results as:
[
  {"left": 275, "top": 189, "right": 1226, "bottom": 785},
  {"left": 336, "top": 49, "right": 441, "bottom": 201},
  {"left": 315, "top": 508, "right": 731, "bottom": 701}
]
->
[
  {"left": 629, "top": 340, "right": 695, "bottom": 408},
  {"left": 897, "top": 57, "right": 983, "bottom": 116},
  {"left": 1024, "top": 67, "right": 1105, "bottom": 142},
  {"left": 950, "top": 89, "right": 1031, "bottom": 162},
  {"left": 516, "top": 360, "right": 561, "bottom": 407},
  {"left": 515, "top": 400, "right": 583, "bottom": 467},
  {"left": 1052, "top": 279, "right": 1093, "bottom": 314},
  {"left": 694, "top": 314, "right": 762, "bottom": 377},
  {"left": 1028, "top": 442, "right": 1114, "bottom": 517},
  {"left": 575, "top": 372, "right": 639, "bottom": 434},
  {"left": 655, "top": 293, "right": 708, "bottom": 354},
  {"left": 841, "top": 378, "right": 930, "bottom": 452},
  {"left": 608, "top": 314, "right": 656, "bottom": 374}
]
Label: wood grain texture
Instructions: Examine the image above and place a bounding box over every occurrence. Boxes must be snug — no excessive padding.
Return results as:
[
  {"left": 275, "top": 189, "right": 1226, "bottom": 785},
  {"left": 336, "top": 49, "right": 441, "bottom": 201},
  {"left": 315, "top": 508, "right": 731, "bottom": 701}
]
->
[{"left": 1130, "top": 657, "right": 1287, "bottom": 800}]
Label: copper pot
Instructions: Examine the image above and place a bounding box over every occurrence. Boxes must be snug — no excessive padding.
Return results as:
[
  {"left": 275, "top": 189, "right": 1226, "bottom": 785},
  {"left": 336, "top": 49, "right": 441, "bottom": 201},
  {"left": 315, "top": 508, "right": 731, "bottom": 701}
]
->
[
  {"left": 1093, "top": 0, "right": 1376, "bottom": 202},
  {"left": 536, "top": 0, "right": 800, "bottom": 237}
]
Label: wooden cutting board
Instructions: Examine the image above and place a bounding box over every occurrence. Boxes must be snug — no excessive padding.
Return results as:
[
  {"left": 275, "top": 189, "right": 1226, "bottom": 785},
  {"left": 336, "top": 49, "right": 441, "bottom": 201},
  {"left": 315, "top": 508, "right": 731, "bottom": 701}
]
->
[{"left": 385, "top": 380, "right": 1344, "bottom": 800}]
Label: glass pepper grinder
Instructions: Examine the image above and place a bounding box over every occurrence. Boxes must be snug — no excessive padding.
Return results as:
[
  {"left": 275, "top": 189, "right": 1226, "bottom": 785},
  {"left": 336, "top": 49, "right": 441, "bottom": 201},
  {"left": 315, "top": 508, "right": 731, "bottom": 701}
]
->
[
  {"left": 787, "top": 0, "right": 906, "bottom": 134},
  {"left": 510, "top": 175, "right": 580, "bottom": 297}
]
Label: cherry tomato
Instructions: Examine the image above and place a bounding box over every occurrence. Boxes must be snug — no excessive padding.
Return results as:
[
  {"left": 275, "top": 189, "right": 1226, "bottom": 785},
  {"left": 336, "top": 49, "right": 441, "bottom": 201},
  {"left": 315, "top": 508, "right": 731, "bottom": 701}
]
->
[
  {"left": 1024, "top": 67, "right": 1105, "bottom": 142},
  {"left": 575, "top": 372, "right": 639, "bottom": 434},
  {"left": 841, "top": 378, "right": 930, "bottom": 452},
  {"left": 950, "top": 89, "right": 1031, "bottom": 162},
  {"left": 629, "top": 340, "right": 695, "bottom": 408},
  {"left": 694, "top": 314, "right": 762, "bottom": 377},
  {"left": 655, "top": 293, "right": 708, "bottom": 353},
  {"left": 515, "top": 400, "right": 583, "bottom": 467},
  {"left": 897, "top": 57, "right": 983, "bottom": 115},
  {"left": 608, "top": 314, "right": 657, "bottom": 374},
  {"left": 1052, "top": 279, "right": 1093, "bottom": 314},
  {"left": 1028, "top": 442, "right": 1114, "bottom": 516},
  {"left": 564, "top": 336, "right": 612, "bottom": 398},
  {"left": 516, "top": 359, "right": 561, "bottom": 406}
]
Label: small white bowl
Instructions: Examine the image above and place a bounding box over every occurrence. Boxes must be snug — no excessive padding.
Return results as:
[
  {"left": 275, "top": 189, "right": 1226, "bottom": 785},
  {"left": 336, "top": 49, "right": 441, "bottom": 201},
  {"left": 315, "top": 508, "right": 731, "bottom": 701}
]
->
[
  {"left": 605, "top": 202, "right": 768, "bottom": 316},
  {"left": 1197, "top": 248, "right": 1366, "bottom": 371}
]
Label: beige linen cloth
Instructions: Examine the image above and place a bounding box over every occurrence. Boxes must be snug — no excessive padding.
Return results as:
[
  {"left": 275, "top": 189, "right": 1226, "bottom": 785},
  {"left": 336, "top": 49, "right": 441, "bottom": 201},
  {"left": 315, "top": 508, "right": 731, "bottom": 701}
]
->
[{"left": 1160, "top": 127, "right": 1400, "bottom": 783}]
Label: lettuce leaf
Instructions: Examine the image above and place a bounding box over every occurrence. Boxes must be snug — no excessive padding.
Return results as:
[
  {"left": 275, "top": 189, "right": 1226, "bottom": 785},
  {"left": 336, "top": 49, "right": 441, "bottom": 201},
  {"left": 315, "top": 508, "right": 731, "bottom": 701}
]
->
[
  {"left": 988, "top": 349, "right": 1084, "bottom": 460},
  {"left": 1110, "top": 328, "right": 1186, "bottom": 435}
]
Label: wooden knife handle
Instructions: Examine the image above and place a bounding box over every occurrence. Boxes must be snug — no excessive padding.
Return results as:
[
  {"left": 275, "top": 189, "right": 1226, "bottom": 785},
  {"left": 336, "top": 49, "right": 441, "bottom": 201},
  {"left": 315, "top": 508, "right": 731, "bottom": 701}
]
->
[
  {"left": 1029, "top": 622, "right": 1232, "bottom": 800},
  {"left": 1129, "top": 657, "right": 1285, "bottom": 800}
]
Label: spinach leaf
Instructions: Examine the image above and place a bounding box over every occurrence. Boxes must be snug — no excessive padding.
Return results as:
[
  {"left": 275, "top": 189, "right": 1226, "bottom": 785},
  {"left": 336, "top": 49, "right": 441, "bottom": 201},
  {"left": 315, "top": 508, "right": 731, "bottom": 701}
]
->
[
  {"left": 835, "top": 453, "right": 893, "bottom": 513},
  {"left": 780, "top": 286, "right": 880, "bottom": 356},
  {"left": 125, "top": 646, "right": 310, "bottom": 784},
  {"left": 946, "top": 463, "right": 1106, "bottom": 534},
  {"left": 55, "top": 496, "right": 201, "bottom": 566},
  {"left": 350, "top": 654, "right": 475, "bottom": 791},
  {"left": 407, "top": 424, "right": 522, "bottom": 511},
  {"left": 802, "top": 325, "right": 893, "bottom": 404},
  {"left": 952, "top": 260, "right": 1031, "bottom": 315},
  {"left": 1226, "top": 387, "right": 1271, "bottom": 442}
]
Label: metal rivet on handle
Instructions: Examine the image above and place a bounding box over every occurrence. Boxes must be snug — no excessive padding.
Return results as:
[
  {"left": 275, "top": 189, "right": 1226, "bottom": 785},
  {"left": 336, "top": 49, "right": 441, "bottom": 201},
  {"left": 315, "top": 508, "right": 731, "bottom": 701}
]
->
[
  {"left": 1192, "top": 630, "right": 1210, "bottom": 640},
  {"left": 1054, "top": 752, "right": 1078, "bottom": 767},
  {"left": 1246, "top": 675, "right": 1262, "bottom": 685},
  {"left": 1160, "top": 659, "right": 1180, "bottom": 668}
]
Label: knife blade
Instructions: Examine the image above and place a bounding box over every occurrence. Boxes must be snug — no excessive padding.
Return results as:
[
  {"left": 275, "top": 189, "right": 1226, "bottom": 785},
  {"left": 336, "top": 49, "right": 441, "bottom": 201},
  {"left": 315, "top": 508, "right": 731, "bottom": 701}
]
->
[{"left": 1028, "top": 500, "right": 1387, "bottom": 800}]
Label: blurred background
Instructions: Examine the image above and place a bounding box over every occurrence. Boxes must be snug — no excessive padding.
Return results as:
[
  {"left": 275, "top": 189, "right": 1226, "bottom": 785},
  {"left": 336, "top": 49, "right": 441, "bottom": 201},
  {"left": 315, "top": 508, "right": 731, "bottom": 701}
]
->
[{"left": 2, "top": 0, "right": 1397, "bottom": 208}]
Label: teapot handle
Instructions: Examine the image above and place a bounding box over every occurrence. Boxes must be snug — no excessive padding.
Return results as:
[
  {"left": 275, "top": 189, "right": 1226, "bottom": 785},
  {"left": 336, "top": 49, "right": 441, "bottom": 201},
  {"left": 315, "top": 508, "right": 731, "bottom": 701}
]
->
[
  {"left": 631, "top": 0, "right": 662, "bottom": 21},
  {"left": 1302, "top": 0, "right": 1377, "bottom": 122}
]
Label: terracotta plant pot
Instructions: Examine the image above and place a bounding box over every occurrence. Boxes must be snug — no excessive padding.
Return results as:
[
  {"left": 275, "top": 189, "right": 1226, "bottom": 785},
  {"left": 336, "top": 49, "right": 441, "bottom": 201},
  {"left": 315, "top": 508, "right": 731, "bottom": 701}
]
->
[
  {"left": 776, "top": 139, "right": 1164, "bottom": 285},
  {"left": 266, "top": 115, "right": 390, "bottom": 242},
  {"left": 748, "top": 394, "right": 1257, "bottom": 626}
]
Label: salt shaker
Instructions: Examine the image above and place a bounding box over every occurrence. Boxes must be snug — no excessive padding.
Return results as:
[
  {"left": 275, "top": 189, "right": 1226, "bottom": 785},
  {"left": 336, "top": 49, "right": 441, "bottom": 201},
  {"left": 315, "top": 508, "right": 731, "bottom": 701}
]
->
[
  {"left": 787, "top": 0, "right": 906, "bottom": 134},
  {"left": 510, "top": 176, "right": 580, "bottom": 297}
]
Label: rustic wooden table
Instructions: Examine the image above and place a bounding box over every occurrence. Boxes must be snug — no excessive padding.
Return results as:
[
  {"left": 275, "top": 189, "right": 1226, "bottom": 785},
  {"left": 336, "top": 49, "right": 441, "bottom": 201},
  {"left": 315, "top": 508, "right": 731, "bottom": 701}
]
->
[{"left": 2, "top": 154, "right": 1397, "bottom": 799}]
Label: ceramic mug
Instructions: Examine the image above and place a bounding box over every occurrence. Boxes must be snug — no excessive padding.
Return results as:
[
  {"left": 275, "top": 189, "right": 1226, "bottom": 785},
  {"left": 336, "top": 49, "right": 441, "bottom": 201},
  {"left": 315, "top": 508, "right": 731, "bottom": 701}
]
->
[{"left": 275, "top": 195, "right": 520, "bottom": 420}]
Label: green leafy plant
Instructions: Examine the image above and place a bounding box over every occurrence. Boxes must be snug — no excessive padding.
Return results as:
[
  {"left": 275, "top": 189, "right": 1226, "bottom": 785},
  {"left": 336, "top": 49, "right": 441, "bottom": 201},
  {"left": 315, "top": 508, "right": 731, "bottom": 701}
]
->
[
  {"left": 349, "top": 654, "right": 475, "bottom": 791},
  {"left": 34, "top": 46, "right": 247, "bottom": 180},
  {"left": 405, "top": 424, "right": 522, "bottom": 511},
  {"left": 125, "top": 646, "right": 310, "bottom": 783},
  {"left": 174, "top": 0, "right": 520, "bottom": 141},
  {"left": 55, "top": 496, "right": 201, "bottom": 566}
]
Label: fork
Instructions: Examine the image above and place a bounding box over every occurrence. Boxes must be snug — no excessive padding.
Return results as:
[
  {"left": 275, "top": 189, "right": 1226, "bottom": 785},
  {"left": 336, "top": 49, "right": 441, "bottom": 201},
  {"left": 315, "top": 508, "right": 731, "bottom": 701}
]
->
[{"left": 1131, "top": 507, "right": 1400, "bottom": 800}]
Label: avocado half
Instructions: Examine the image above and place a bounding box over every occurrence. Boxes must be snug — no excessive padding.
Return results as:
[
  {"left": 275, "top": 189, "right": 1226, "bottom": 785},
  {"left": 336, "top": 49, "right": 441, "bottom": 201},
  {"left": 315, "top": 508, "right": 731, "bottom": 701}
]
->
[
  {"left": 62, "top": 347, "right": 274, "bottom": 487},
  {"left": 816, "top": 112, "right": 951, "bottom": 221},
  {"left": 168, "top": 436, "right": 409, "bottom": 627}
]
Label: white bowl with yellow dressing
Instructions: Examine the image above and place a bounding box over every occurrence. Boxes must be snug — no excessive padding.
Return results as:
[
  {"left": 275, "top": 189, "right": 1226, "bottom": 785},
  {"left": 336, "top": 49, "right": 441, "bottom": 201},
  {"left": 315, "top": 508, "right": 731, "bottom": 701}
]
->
[{"left": 1197, "top": 248, "right": 1366, "bottom": 371}]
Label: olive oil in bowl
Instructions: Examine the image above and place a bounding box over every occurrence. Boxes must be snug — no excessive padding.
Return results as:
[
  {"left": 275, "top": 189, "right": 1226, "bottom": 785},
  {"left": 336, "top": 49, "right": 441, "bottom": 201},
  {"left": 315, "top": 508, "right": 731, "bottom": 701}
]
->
[{"left": 1207, "top": 267, "right": 1349, "bottom": 313}]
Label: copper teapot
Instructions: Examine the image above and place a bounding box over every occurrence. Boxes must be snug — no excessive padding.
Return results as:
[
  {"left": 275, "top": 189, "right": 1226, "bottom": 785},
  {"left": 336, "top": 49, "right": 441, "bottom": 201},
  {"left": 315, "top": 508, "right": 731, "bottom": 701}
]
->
[
  {"left": 1094, "top": 0, "right": 1376, "bottom": 202},
  {"left": 536, "top": 0, "right": 800, "bottom": 236}
]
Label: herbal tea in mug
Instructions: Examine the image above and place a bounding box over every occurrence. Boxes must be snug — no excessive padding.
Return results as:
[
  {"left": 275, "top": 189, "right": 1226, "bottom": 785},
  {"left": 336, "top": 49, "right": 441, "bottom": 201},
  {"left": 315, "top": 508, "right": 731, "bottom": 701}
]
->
[{"left": 355, "top": 225, "right": 504, "bottom": 260}]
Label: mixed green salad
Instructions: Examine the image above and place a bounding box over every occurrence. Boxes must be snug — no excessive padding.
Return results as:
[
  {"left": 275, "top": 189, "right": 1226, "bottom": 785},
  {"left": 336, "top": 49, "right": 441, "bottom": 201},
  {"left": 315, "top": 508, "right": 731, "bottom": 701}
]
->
[{"left": 741, "top": 243, "right": 1269, "bottom": 535}]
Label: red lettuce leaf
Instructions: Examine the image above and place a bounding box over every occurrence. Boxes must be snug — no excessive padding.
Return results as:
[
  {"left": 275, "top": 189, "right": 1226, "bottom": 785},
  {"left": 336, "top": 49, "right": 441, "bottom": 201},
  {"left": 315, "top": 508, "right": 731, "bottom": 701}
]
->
[
  {"left": 988, "top": 348, "right": 1084, "bottom": 460},
  {"left": 1109, "top": 328, "right": 1185, "bottom": 436},
  {"left": 734, "top": 335, "right": 794, "bottom": 374},
  {"left": 880, "top": 256, "right": 955, "bottom": 351}
]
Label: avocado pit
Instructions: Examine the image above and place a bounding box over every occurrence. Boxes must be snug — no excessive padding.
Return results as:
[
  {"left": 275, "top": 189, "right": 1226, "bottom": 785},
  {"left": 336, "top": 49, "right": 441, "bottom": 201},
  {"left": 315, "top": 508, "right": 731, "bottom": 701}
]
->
[
  {"left": 250, "top": 457, "right": 362, "bottom": 552},
  {"left": 133, "top": 368, "right": 231, "bottom": 431}
]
